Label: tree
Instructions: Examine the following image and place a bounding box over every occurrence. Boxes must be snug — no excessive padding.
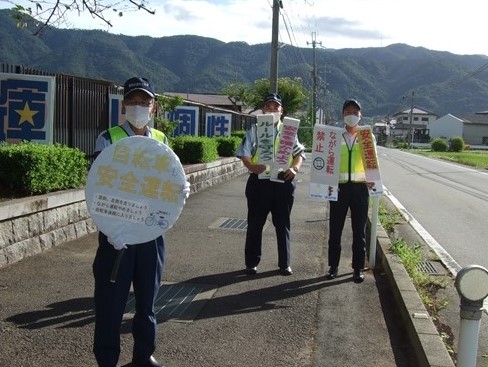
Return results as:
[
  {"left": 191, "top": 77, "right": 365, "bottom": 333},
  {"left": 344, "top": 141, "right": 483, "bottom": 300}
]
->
[
  {"left": 153, "top": 94, "right": 183, "bottom": 138},
  {"left": 4, "top": 0, "right": 155, "bottom": 35},
  {"left": 222, "top": 77, "right": 307, "bottom": 117},
  {"left": 223, "top": 77, "right": 312, "bottom": 149}
]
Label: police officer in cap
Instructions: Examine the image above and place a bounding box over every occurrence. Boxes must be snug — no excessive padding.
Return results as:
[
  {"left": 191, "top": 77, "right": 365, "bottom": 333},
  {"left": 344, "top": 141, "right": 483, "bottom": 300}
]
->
[
  {"left": 92, "top": 77, "right": 181, "bottom": 367},
  {"left": 236, "top": 93, "right": 305, "bottom": 276}
]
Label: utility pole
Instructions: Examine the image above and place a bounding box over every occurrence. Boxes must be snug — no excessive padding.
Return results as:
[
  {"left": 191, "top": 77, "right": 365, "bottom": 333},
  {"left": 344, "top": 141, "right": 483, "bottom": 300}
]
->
[
  {"left": 408, "top": 90, "right": 415, "bottom": 148},
  {"left": 269, "top": 0, "right": 282, "bottom": 94},
  {"left": 307, "top": 32, "right": 322, "bottom": 125}
]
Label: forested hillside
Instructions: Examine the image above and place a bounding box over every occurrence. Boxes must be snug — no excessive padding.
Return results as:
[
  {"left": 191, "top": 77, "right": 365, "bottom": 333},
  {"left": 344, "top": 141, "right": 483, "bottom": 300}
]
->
[{"left": 1, "top": 9, "right": 488, "bottom": 118}]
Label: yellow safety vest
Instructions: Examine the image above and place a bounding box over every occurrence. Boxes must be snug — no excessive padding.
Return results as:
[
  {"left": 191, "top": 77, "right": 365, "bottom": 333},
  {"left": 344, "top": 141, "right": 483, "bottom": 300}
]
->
[
  {"left": 107, "top": 125, "right": 166, "bottom": 143},
  {"left": 339, "top": 136, "right": 366, "bottom": 183}
]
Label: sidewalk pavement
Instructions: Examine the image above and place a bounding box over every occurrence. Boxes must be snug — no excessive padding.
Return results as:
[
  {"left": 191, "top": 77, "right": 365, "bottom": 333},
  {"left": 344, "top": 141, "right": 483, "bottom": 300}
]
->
[{"left": 0, "top": 156, "right": 419, "bottom": 367}]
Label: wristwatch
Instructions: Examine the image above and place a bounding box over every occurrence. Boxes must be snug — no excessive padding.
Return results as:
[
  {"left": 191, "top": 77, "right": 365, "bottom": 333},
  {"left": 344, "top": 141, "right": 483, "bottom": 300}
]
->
[{"left": 293, "top": 165, "right": 299, "bottom": 173}]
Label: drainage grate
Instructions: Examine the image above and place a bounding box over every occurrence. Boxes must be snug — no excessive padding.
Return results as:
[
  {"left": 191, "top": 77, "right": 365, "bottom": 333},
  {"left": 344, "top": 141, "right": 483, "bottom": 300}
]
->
[
  {"left": 416, "top": 261, "right": 439, "bottom": 275},
  {"left": 209, "top": 217, "right": 248, "bottom": 230},
  {"left": 209, "top": 217, "right": 271, "bottom": 231},
  {"left": 219, "top": 218, "right": 248, "bottom": 230},
  {"left": 124, "top": 282, "right": 217, "bottom": 323}
]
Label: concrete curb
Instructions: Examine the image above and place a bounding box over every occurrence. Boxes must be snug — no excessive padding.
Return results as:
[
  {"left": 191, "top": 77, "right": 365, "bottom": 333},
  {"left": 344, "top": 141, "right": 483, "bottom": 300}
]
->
[{"left": 374, "top": 211, "right": 455, "bottom": 367}]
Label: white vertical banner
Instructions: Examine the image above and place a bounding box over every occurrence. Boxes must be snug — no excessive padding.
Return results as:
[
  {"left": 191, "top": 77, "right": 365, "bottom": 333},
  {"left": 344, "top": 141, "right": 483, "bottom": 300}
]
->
[
  {"left": 356, "top": 126, "right": 384, "bottom": 196},
  {"left": 255, "top": 114, "right": 275, "bottom": 179},
  {"left": 309, "top": 124, "right": 343, "bottom": 201},
  {"left": 270, "top": 117, "right": 300, "bottom": 183}
]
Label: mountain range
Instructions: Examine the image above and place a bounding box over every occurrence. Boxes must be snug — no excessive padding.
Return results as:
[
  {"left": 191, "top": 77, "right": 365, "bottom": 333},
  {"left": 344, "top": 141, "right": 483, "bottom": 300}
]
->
[{"left": 1, "top": 9, "right": 488, "bottom": 118}]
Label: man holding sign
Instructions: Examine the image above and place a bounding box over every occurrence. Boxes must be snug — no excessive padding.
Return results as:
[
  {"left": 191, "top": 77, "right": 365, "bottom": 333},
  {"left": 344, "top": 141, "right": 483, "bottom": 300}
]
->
[
  {"left": 88, "top": 77, "right": 189, "bottom": 367},
  {"left": 236, "top": 93, "right": 305, "bottom": 276},
  {"left": 325, "top": 99, "right": 379, "bottom": 284}
]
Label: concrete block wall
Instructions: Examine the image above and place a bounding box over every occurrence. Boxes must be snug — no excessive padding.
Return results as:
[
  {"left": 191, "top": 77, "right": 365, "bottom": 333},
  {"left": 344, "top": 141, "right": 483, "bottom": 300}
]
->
[{"left": 0, "top": 157, "right": 246, "bottom": 269}]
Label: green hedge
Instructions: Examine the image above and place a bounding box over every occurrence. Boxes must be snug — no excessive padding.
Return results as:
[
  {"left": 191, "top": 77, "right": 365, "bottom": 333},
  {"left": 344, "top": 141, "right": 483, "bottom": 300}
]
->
[
  {"left": 0, "top": 142, "right": 88, "bottom": 195},
  {"left": 171, "top": 135, "right": 243, "bottom": 163},
  {"left": 231, "top": 130, "right": 246, "bottom": 139},
  {"left": 171, "top": 136, "right": 219, "bottom": 164},
  {"left": 0, "top": 135, "right": 242, "bottom": 197},
  {"left": 216, "top": 136, "right": 242, "bottom": 157}
]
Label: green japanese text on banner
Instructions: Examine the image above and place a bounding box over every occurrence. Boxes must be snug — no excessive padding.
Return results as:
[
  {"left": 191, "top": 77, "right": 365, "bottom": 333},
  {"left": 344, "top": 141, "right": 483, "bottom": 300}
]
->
[{"left": 255, "top": 114, "right": 275, "bottom": 179}]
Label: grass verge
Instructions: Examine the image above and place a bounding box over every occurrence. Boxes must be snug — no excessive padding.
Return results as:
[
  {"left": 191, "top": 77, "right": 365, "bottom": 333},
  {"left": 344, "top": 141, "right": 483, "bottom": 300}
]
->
[
  {"left": 414, "top": 150, "right": 488, "bottom": 169},
  {"left": 378, "top": 204, "right": 455, "bottom": 359}
]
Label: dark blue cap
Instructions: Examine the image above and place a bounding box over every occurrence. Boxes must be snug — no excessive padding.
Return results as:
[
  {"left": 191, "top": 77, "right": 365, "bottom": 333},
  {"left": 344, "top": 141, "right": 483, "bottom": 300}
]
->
[
  {"left": 124, "top": 77, "right": 155, "bottom": 98},
  {"left": 263, "top": 93, "right": 283, "bottom": 106}
]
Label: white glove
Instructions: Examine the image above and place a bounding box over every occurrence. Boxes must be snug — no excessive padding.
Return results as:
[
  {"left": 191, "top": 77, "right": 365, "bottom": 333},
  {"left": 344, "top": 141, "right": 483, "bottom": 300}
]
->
[
  {"left": 181, "top": 181, "right": 191, "bottom": 200},
  {"left": 107, "top": 235, "right": 127, "bottom": 250}
]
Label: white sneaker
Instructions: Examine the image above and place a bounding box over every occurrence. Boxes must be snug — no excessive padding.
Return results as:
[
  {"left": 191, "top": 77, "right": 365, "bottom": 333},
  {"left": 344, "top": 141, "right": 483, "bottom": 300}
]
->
[
  {"left": 280, "top": 266, "right": 293, "bottom": 276},
  {"left": 245, "top": 266, "right": 257, "bottom": 275}
]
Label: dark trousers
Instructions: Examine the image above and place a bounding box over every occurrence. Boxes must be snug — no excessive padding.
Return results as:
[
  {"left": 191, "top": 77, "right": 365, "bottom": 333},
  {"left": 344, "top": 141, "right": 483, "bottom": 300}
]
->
[
  {"left": 328, "top": 182, "right": 369, "bottom": 270},
  {"left": 244, "top": 174, "right": 295, "bottom": 269},
  {"left": 93, "top": 232, "right": 165, "bottom": 367}
]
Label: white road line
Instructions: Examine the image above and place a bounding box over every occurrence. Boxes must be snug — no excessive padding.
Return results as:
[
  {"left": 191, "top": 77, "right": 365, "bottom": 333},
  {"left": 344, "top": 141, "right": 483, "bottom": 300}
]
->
[{"left": 383, "top": 187, "right": 488, "bottom": 312}]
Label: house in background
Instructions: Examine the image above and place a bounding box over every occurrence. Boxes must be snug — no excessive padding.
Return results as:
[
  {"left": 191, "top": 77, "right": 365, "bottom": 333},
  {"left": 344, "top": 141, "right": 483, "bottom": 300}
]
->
[
  {"left": 459, "top": 112, "right": 488, "bottom": 145},
  {"left": 429, "top": 111, "right": 488, "bottom": 146},
  {"left": 392, "top": 106, "right": 437, "bottom": 142},
  {"left": 428, "top": 114, "right": 463, "bottom": 140}
]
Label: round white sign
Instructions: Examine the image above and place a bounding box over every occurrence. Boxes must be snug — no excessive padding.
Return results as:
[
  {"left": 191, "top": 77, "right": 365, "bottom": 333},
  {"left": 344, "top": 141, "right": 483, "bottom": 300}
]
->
[{"left": 85, "top": 136, "right": 187, "bottom": 244}]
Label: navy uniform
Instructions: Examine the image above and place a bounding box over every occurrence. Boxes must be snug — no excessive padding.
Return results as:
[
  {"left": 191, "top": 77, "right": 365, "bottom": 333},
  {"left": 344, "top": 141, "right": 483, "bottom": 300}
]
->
[
  {"left": 92, "top": 77, "right": 169, "bottom": 367},
  {"left": 236, "top": 93, "right": 305, "bottom": 276}
]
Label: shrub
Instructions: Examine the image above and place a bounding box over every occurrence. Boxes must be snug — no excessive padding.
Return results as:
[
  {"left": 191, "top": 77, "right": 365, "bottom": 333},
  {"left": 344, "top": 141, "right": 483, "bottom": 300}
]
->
[
  {"left": 449, "top": 136, "right": 465, "bottom": 152},
  {"left": 171, "top": 136, "right": 218, "bottom": 164},
  {"left": 0, "top": 142, "right": 88, "bottom": 195},
  {"left": 431, "top": 138, "right": 448, "bottom": 152},
  {"left": 231, "top": 130, "right": 246, "bottom": 139},
  {"left": 216, "top": 136, "right": 242, "bottom": 157}
]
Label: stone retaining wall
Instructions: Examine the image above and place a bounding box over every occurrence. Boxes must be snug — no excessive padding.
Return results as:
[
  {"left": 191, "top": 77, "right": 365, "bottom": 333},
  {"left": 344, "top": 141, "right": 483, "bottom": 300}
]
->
[{"left": 0, "top": 157, "right": 246, "bottom": 269}]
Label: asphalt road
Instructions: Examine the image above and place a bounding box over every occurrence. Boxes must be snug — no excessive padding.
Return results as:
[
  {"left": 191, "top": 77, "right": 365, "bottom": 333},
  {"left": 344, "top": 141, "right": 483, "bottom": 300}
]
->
[{"left": 377, "top": 146, "right": 488, "bottom": 271}]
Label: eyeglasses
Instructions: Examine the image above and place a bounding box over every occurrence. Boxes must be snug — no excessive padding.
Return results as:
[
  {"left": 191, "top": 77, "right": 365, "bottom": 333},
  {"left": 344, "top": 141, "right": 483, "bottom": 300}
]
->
[{"left": 124, "top": 99, "right": 154, "bottom": 107}]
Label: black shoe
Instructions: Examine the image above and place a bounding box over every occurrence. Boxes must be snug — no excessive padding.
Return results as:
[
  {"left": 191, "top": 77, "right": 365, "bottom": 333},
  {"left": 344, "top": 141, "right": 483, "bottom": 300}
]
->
[
  {"left": 353, "top": 269, "right": 365, "bottom": 283},
  {"left": 244, "top": 266, "right": 257, "bottom": 275},
  {"left": 279, "top": 266, "right": 293, "bottom": 276},
  {"left": 325, "top": 267, "right": 338, "bottom": 280},
  {"left": 131, "top": 355, "right": 164, "bottom": 367}
]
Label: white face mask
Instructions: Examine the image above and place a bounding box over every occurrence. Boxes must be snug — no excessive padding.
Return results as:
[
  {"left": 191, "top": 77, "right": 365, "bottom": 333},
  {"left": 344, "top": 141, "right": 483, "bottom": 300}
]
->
[
  {"left": 344, "top": 114, "right": 360, "bottom": 127},
  {"left": 125, "top": 105, "right": 152, "bottom": 129},
  {"left": 268, "top": 112, "right": 281, "bottom": 123}
]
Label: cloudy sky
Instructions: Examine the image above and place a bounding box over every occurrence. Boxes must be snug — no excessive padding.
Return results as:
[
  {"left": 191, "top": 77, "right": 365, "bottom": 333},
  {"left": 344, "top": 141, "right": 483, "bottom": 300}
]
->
[{"left": 6, "top": 0, "right": 488, "bottom": 56}]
